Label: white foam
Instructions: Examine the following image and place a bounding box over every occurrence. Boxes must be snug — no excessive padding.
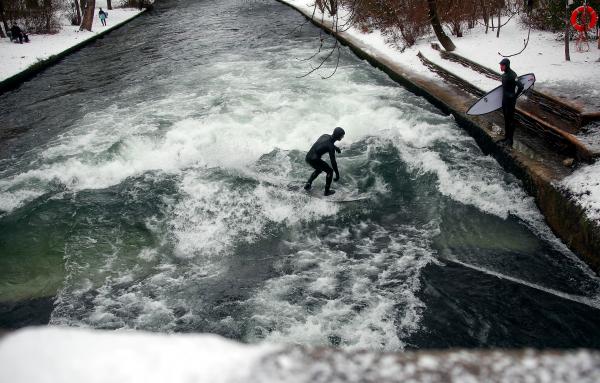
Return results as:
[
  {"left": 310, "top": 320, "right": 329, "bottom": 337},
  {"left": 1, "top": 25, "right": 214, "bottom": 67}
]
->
[
  {"left": 169, "top": 170, "right": 338, "bottom": 259},
  {"left": 50, "top": 164, "right": 344, "bottom": 329},
  {"left": 375, "top": 114, "right": 582, "bottom": 259},
  {"left": 246, "top": 221, "right": 437, "bottom": 351},
  {"left": 0, "top": 187, "right": 41, "bottom": 212},
  {"left": 0, "top": 68, "right": 410, "bottom": 213}
]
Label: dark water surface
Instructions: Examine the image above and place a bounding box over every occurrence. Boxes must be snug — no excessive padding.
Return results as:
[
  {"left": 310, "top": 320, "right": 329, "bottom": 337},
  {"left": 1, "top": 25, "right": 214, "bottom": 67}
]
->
[{"left": 1, "top": 0, "right": 600, "bottom": 350}]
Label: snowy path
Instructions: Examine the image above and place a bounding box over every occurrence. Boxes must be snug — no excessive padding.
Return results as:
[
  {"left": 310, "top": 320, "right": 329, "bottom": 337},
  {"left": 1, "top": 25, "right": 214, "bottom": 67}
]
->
[{"left": 0, "top": 4, "right": 143, "bottom": 82}]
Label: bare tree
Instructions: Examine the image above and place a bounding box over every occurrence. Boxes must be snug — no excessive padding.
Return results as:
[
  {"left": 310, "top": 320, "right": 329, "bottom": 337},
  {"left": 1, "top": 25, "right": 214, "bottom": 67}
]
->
[
  {"left": 499, "top": 2, "right": 532, "bottom": 57},
  {"left": 0, "top": 0, "right": 7, "bottom": 38},
  {"left": 79, "top": 0, "right": 96, "bottom": 31},
  {"left": 564, "top": 0, "right": 570, "bottom": 61},
  {"left": 107, "top": 0, "right": 112, "bottom": 11},
  {"left": 316, "top": 0, "right": 338, "bottom": 16},
  {"left": 493, "top": 0, "right": 520, "bottom": 38},
  {"left": 299, "top": 1, "right": 344, "bottom": 79},
  {"left": 73, "top": 0, "right": 82, "bottom": 25},
  {"left": 480, "top": 0, "right": 490, "bottom": 33},
  {"left": 428, "top": 0, "right": 456, "bottom": 50},
  {"left": 42, "top": 0, "right": 53, "bottom": 32},
  {"left": 496, "top": 6, "right": 501, "bottom": 37}
]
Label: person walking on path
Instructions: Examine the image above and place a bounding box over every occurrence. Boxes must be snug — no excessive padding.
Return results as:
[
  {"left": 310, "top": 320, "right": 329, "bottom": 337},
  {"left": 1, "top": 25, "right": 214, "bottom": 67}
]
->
[
  {"left": 98, "top": 8, "right": 108, "bottom": 26},
  {"left": 304, "top": 127, "right": 345, "bottom": 196},
  {"left": 499, "top": 58, "right": 524, "bottom": 147}
]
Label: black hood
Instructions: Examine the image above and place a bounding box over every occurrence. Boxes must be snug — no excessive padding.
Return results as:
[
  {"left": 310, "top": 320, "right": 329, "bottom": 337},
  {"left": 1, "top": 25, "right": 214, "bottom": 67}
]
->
[
  {"left": 332, "top": 127, "right": 345, "bottom": 140},
  {"left": 499, "top": 58, "right": 511, "bottom": 69}
]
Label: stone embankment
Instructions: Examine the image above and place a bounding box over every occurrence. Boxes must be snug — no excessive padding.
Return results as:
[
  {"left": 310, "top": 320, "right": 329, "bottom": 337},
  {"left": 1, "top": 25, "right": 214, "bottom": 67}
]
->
[{"left": 278, "top": 0, "right": 600, "bottom": 273}]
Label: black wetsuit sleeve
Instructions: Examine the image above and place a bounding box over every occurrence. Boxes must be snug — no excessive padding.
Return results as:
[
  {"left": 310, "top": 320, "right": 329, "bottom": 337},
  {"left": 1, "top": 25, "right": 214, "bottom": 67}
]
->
[
  {"left": 329, "top": 145, "right": 339, "bottom": 176},
  {"left": 516, "top": 76, "right": 524, "bottom": 95}
]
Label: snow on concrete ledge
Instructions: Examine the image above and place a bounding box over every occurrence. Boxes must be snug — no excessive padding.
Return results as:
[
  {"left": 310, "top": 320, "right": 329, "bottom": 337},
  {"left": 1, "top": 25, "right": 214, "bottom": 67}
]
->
[
  {"left": 0, "top": 2, "right": 144, "bottom": 83},
  {"left": 562, "top": 159, "right": 600, "bottom": 223},
  {"left": 1, "top": 327, "right": 600, "bottom": 383},
  {"left": 0, "top": 327, "right": 279, "bottom": 383}
]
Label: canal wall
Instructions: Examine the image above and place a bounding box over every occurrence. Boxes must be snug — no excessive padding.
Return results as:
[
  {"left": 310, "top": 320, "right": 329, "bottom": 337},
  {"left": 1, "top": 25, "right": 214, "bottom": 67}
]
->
[
  {"left": 0, "top": 9, "right": 147, "bottom": 95},
  {"left": 277, "top": 0, "right": 600, "bottom": 273}
]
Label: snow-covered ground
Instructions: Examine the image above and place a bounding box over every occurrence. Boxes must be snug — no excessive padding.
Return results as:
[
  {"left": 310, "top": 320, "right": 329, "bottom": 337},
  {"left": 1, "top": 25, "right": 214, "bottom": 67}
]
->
[
  {"left": 0, "top": 1, "right": 143, "bottom": 81},
  {"left": 1, "top": 327, "right": 599, "bottom": 383},
  {"left": 0, "top": 327, "right": 279, "bottom": 383},
  {"left": 284, "top": 1, "right": 600, "bottom": 106},
  {"left": 282, "top": 0, "right": 600, "bottom": 224}
]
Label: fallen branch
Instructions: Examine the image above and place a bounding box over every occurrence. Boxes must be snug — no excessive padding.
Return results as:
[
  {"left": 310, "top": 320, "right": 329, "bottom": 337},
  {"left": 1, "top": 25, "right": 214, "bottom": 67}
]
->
[{"left": 498, "top": 12, "right": 532, "bottom": 58}]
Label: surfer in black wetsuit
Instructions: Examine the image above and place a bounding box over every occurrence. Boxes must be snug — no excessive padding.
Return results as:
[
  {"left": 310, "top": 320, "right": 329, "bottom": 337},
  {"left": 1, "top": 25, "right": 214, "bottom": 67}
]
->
[
  {"left": 499, "top": 58, "right": 523, "bottom": 147},
  {"left": 304, "top": 127, "right": 345, "bottom": 196}
]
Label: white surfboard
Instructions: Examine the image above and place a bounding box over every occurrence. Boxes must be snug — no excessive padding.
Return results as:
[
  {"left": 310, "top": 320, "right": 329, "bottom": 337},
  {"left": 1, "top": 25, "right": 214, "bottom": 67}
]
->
[
  {"left": 305, "top": 187, "right": 370, "bottom": 203},
  {"left": 466, "top": 73, "right": 536, "bottom": 116}
]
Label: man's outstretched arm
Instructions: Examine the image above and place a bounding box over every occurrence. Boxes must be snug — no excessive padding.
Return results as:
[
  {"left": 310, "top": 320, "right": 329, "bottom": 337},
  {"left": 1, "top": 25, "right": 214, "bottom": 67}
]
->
[{"left": 329, "top": 149, "right": 339, "bottom": 181}]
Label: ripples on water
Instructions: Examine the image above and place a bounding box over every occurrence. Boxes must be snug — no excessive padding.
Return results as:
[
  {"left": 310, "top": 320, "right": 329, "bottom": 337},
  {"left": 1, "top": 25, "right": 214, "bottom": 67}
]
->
[{"left": 1, "top": 0, "right": 600, "bottom": 349}]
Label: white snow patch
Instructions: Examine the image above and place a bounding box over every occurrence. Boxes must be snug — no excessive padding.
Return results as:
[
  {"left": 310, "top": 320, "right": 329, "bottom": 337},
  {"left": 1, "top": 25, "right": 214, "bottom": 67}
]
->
[
  {"left": 562, "top": 160, "right": 600, "bottom": 223},
  {"left": 0, "top": 327, "right": 278, "bottom": 383},
  {"left": 0, "top": 3, "right": 144, "bottom": 82}
]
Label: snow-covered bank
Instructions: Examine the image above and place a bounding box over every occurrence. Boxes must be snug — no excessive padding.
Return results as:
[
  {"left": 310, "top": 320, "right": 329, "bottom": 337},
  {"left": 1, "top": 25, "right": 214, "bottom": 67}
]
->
[
  {"left": 1, "top": 327, "right": 599, "bottom": 383},
  {"left": 282, "top": 0, "right": 600, "bottom": 226},
  {"left": 563, "top": 161, "right": 600, "bottom": 222},
  {"left": 283, "top": 0, "right": 599, "bottom": 107},
  {"left": 0, "top": 327, "right": 278, "bottom": 383},
  {"left": 0, "top": 2, "right": 144, "bottom": 82}
]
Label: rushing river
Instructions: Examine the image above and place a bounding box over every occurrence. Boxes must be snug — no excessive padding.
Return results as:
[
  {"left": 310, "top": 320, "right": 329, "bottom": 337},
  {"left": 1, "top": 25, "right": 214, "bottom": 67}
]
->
[{"left": 1, "top": 0, "right": 600, "bottom": 350}]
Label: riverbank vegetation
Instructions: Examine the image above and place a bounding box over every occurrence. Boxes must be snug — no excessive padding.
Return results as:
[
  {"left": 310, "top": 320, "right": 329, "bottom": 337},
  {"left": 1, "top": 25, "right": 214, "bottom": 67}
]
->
[
  {"left": 0, "top": 0, "right": 151, "bottom": 36},
  {"left": 314, "top": 0, "right": 600, "bottom": 52}
]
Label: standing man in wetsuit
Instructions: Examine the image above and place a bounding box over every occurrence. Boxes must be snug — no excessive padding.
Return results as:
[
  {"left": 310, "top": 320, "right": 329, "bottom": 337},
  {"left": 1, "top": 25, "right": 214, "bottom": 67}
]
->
[
  {"left": 499, "top": 58, "right": 523, "bottom": 147},
  {"left": 304, "top": 127, "right": 345, "bottom": 196}
]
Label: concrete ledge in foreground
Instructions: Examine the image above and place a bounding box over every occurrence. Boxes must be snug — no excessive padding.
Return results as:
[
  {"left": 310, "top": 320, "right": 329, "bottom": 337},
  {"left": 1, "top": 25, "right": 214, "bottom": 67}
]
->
[{"left": 1, "top": 327, "right": 599, "bottom": 383}]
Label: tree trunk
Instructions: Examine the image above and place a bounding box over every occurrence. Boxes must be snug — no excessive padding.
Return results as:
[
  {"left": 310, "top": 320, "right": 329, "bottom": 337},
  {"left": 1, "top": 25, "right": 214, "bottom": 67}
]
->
[
  {"left": 79, "top": 0, "right": 96, "bottom": 31},
  {"left": 564, "top": 0, "right": 570, "bottom": 61},
  {"left": 107, "top": 0, "right": 112, "bottom": 10},
  {"left": 74, "top": 0, "right": 82, "bottom": 25},
  {"left": 43, "top": 0, "right": 52, "bottom": 32},
  {"left": 496, "top": 10, "right": 501, "bottom": 37},
  {"left": 480, "top": 0, "right": 489, "bottom": 33},
  {"left": 427, "top": 0, "right": 456, "bottom": 51},
  {"left": 469, "top": 1, "right": 477, "bottom": 29},
  {"left": 0, "top": 0, "right": 9, "bottom": 38}
]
